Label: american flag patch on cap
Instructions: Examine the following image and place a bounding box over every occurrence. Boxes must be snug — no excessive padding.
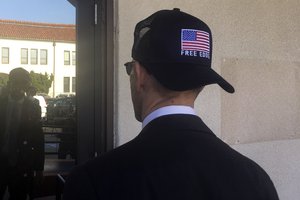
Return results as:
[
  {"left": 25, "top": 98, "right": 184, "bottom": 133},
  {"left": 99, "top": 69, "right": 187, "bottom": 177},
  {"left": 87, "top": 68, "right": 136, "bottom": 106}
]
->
[{"left": 181, "top": 29, "right": 210, "bottom": 53}]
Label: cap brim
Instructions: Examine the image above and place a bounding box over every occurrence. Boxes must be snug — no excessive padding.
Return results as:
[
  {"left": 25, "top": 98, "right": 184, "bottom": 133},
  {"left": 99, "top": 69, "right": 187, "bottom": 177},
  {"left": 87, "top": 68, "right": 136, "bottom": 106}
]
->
[{"left": 145, "top": 63, "right": 235, "bottom": 93}]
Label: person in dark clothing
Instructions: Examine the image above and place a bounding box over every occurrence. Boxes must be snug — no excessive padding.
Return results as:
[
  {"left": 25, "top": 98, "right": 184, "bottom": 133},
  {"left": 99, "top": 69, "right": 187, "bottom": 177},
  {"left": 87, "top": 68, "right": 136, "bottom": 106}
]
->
[
  {"left": 26, "top": 86, "right": 37, "bottom": 99},
  {"left": 63, "top": 9, "right": 279, "bottom": 200},
  {"left": 0, "top": 68, "right": 44, "bottom": 200}
]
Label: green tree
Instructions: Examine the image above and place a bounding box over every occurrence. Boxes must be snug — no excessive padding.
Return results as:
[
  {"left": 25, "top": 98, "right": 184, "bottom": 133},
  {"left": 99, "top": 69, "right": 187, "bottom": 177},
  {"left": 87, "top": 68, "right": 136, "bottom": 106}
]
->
[
  {"left": 0, "top": 73, "right": 9, "bottom": 87},
  {"left": 30, "top": 71, "right": 54, "bottom": 94},
  {"left": 0, "top": 70, "right": 53, "bottom": 94}
]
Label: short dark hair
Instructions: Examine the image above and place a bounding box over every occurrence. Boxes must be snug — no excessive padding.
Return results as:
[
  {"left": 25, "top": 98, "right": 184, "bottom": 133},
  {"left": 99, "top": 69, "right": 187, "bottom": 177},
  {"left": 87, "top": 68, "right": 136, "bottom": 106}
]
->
[{"left": 9, "top": 68, "right": 31, "bottom": 83}]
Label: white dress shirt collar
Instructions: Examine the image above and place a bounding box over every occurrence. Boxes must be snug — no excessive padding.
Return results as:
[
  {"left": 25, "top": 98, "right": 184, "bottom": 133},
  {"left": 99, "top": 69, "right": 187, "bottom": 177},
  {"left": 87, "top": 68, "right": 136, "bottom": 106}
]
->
[{"left": 142, "top": 105, "right": 197, "bottom": 128}]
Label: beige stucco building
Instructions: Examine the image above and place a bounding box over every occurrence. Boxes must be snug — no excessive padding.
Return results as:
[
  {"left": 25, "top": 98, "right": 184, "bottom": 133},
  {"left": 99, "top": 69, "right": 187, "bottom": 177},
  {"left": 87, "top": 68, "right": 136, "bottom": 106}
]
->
[{"left": 114, "top": 1, "right": 300, "bottom": 199}]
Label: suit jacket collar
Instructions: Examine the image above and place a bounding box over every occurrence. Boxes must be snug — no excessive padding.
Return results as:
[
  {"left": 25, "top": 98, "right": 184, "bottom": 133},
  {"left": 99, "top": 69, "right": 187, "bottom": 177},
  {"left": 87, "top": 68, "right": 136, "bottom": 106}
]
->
[
  {"left": 142, "top": 106, "right": 197, "bottom": 128},
  {"left": 139, "top": 114, "right": 215, "bottom": 138}
]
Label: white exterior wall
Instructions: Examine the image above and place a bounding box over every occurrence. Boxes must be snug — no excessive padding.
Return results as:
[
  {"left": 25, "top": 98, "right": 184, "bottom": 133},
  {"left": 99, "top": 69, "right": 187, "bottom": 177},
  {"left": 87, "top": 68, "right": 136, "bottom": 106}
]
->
[
  {"left": 53, "top": 42, "right": 76, "bottom": 97},
  {"left": 115, "top": 1, "right": 300, "bottom": 199},
  {"left": 0, "top": 38, "right": 76, "bottom": 97}
]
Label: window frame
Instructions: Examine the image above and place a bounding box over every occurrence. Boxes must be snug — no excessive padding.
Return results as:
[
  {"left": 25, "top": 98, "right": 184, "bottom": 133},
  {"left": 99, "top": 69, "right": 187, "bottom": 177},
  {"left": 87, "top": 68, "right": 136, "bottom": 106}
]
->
[
  {"left": 21, "top": 48, "right": 28, "bottom": 64},
  {"left": 2, "top": 47, "right": 9, "bottom": 64},
  {"left": 40, "top": 49, "right": 48, "bottom": 65},
  {"left": 64, "top": 50, "right": 70, "bottom": 65},
  {"left": 64, "top": 77, "right": 70, "bottom": 93},
  {"left": 72, "top": 51, "right": 76, "bottom": 65},
  {"left": 30, "top": 49, "right": 38, "bottom": 65},
  {"left": 72, "top": 77, "right": 76, "bottom": 93},
  {"left": 71, "top": 0, "right": 115, "bottom": 164}
]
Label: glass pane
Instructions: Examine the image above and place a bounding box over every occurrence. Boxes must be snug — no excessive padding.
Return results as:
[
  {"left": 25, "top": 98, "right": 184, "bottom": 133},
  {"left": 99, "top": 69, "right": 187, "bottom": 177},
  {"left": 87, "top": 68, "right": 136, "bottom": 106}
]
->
[
  {"left": 72, "top": 77, "right": 76, "bottom": 93},
  {"left": 0, "top": 2, "right": 76, "bottom": 197},
  {"left": 64, "top": 77, "right": 70, "bottom": 92},
  {"left": 64, "top": 51, "right": 70, "bottom": 65},
  {"left": 2, "top": 47, "right": 9, "bottom": 64},
  {"left": 72, "top": 51, "right": 76, "bottom": 65},
  {"left": 21, "top": 48, "right": 28, "bottom": 64},
  {"left": 40, "top": 49, "right": 48, "bottom": 65},
  {"left": 30, "top": 49, "right": 38, "bottom": 64}
]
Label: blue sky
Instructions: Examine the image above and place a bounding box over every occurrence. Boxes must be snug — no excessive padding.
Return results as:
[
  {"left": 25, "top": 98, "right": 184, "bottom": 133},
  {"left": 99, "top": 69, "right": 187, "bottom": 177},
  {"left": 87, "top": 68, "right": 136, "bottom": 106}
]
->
[{"left": 0, "top": 0, "right": 75, "bottom": 24}]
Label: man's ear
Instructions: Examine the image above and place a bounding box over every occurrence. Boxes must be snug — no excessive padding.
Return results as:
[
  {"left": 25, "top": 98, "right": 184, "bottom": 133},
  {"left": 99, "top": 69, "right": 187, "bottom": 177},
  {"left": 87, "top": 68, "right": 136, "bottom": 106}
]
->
[{"left": 133, "top": 62, "right": 148, "bottom": 92}]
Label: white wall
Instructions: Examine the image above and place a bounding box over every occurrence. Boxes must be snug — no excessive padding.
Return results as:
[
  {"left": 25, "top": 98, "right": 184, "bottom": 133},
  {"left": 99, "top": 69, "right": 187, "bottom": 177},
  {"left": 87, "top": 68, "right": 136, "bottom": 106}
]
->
[
  {"left": 0, "top": 38, "right": 76, "bottom": 97},
  {"left": 0, "top": 39, "right": 54, "bottom": 74},
  {"left": 115, "top": 1, "right": 300, "bottom": 199},
  {"left": 52, "top": 42, "right": 76, "bottom": 97},
  {"left": 233, "top": 139, "right": 300, "bottom": 200}
]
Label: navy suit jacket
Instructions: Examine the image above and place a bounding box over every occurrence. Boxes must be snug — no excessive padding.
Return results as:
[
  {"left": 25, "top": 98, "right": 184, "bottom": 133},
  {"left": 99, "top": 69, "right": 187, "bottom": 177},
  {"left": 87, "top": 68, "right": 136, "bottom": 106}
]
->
[
  {"left": 64, "top": 114, "right": 279, "bottom": 200},
  {"left": 0, "top": 95, "right": 44, "bottom": 172}
]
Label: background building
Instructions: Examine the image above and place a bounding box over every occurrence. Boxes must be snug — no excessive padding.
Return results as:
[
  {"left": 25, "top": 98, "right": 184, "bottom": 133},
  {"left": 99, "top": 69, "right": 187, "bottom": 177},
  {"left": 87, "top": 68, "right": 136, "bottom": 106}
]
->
[{"left": 0, "top": 19, "right": 76, "bottom": 97}]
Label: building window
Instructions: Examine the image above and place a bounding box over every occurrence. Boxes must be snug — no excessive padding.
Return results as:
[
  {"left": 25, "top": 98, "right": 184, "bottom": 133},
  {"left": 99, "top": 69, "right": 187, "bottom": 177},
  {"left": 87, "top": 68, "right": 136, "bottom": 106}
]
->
[
  {"left": 64, "top": 51, "right": 70, "bottom": 65},
  {"left": 72, "top": 77, "right": 76, "bottom": 93},
  {"left": 64, "top": 77, "right": 70, "bottom": 93},
  {"left": 40, "top": 49, "right": 48, "bottom": 65},
  {"left": 2, "top": 47, "right": 9, "bottom": 64},
  {"left": 21, "top": 48, "right": 28, "bottom": 64},
  {"left": 72, "top": 51, "right": 76, "bottom": 65},
  {"left": 30, "top": 49, "right": 38, "bottom": 65}
]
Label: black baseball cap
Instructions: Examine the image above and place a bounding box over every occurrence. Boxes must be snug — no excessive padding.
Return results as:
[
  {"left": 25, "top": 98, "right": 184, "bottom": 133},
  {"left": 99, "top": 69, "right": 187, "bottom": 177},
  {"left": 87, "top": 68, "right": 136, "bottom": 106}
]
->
[
  {"left": 131, "top": 8, "right": 234, "bottom": 93},
  {"left": 8, "top": 67, "right": 31, "bottom": 85}
]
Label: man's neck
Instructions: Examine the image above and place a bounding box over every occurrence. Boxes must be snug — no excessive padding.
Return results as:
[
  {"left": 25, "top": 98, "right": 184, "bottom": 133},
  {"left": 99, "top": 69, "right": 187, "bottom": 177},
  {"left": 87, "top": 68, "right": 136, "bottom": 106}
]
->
[
  {"left": 141, "top": 93, "right": 196, "bottom": 122},
  {"left": 142, "top": 105, "right": 197, "bottom": 128}
]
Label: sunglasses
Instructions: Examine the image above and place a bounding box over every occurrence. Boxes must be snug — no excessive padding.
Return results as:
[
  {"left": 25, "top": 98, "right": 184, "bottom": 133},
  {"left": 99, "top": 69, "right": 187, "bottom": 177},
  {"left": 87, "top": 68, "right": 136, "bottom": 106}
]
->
[{"left": 124, "top": 61, "right": 135, "bottom": 75}]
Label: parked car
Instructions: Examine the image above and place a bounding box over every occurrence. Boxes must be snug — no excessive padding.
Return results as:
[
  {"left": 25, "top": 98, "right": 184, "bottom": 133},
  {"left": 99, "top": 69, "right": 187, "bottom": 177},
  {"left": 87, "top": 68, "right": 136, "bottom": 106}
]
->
[
  {"left": 34, "top": 95, "right": 47, "bottom": 118},
  {"left": 44, "top": 96, "right": 76, "bottom": 159},
  {"left": 36, "top": 92, "right": 51, "bottom": 103},
  {"left": 46, "top": 96, "right": 76, "bottom": 125}
]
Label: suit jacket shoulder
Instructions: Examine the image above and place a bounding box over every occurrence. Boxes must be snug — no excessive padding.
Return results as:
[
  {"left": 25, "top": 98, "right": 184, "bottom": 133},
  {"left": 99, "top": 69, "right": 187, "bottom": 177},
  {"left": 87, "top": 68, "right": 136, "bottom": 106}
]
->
[{"left": 64, "top": 114, "right": 279, "bottom": 200}]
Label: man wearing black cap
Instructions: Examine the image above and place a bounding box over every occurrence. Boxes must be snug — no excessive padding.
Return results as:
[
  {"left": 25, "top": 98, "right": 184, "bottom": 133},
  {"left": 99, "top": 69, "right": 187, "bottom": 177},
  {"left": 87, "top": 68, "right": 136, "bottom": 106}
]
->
[
  {"left": 64, "top": 9, "right": 279, "bottom": 200},
  {"left": 0, "top": 68, "right": 44, "bottom": 200}
]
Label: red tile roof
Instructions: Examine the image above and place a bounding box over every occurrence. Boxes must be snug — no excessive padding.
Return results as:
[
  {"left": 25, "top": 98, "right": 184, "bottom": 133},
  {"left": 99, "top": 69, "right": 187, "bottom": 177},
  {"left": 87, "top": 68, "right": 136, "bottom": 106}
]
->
[{"left": 0, "top": 19, "right": 75, "bottom": 42}]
